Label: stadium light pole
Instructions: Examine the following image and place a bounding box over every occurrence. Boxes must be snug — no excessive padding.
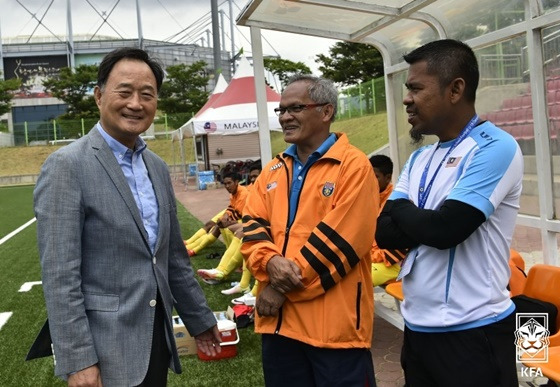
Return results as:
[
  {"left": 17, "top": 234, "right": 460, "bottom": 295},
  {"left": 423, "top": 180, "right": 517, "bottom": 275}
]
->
[
  {"left": 219, "top": 10, "right": 226, "bottom": 57},
  {"left": 211, "top": 0, "right": 221, "bottom": 77},
  {"left": 229, "top": 0, "right": 235, "bottom": 61},
  {"left": 135, "top": 0, "right": 143, "bottom": 49},
  {"left": 0, "top": 19, "right": 4, "bottom": 79},
  {"left": 66, "top": 0, "right": 75, "bottom": 69}
]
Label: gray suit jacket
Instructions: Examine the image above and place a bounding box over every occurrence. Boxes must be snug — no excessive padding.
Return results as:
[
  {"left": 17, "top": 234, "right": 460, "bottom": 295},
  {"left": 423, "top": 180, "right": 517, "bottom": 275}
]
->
[{"left": 32, "top": 127, "right": 216, "bottom": 386}]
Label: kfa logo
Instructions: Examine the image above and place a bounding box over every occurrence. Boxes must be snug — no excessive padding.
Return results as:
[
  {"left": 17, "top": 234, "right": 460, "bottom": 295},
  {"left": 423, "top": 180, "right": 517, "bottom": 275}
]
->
[{"left": 515, "top": 313, "right": 550, "bottom": 363}]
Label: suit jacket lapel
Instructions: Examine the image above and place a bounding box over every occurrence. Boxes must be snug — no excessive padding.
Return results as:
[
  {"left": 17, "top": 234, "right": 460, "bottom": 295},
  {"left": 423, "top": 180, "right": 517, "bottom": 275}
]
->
[{"left": 89, "top": 128, "right": 151, "bottom": 248}]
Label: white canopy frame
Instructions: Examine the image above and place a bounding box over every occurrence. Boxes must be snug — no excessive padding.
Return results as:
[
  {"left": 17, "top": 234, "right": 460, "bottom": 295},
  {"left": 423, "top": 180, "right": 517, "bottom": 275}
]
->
[{"left": 237, "top": 0, "right": 560, "bottom": 266}]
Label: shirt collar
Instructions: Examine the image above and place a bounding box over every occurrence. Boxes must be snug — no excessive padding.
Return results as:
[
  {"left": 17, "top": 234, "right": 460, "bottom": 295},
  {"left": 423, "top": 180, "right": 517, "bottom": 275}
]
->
[
  {"left": 96, "top": 122, "right": 147, "bottom": 155},
  {"left": 283, "top": 132, "right": 337, "bottom": 162}
]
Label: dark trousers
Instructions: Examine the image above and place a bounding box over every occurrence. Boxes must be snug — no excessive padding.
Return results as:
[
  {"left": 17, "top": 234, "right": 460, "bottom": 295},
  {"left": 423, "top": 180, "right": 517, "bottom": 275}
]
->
[
  {"left": 401, "top": 311, "right": 519, "bottom": 387},
  {"left": 137, "top": 294, "right": 170, "bottom": 387},
  {"left": 262, "top": 333, "right": 376, "bottom": 387}
]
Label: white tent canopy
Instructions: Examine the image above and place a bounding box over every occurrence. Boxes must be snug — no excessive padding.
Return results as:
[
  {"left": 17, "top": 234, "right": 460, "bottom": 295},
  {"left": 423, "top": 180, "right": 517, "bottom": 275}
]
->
[
  {"left": 170, "top": 73, "right": 228, "bottom": 142},
  {"left": 194, "top": 73, "right": 229, "bottom": 118},
  {"left": 173, "top": 55, "right": 282, "bottom": 140}
]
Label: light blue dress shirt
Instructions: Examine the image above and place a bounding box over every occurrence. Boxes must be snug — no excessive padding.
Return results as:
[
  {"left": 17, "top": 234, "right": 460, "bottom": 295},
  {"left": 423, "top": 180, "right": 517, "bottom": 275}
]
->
[{"left": 97, "top": 124, "right": 159, "bottom": 252}]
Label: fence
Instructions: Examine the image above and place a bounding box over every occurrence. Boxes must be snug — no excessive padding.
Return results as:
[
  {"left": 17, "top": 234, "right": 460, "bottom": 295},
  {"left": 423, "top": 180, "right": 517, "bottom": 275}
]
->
[
  {"left": 337, "top": 76, "right": 386, "bottom": 120},
  {"left": 11, "top": 113, "right": 195, "bottom": 146}
]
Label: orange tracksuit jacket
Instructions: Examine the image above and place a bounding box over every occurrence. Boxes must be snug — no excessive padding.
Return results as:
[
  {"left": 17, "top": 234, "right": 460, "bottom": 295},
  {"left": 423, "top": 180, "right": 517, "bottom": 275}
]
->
[
  {"left": 371, "top": 183, "right": 407, "bottom": 266},
  {"left": 226, "top": 184, "right": 249, "bottom": 221},
  {"left": 241, "top": 133, "right": 378, "bottom": 349}
]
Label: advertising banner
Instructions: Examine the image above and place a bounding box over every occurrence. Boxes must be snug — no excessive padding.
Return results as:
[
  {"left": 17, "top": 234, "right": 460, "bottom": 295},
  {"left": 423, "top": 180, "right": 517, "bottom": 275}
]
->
[{"left": 4, "top": 55, "right": 68, "bottom": 98}]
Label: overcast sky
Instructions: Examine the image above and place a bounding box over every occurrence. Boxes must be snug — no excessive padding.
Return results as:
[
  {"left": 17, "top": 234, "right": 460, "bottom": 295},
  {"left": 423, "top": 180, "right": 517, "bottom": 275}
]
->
[{"left": 0, "top": 0, "right": 338, "bottom": 74}]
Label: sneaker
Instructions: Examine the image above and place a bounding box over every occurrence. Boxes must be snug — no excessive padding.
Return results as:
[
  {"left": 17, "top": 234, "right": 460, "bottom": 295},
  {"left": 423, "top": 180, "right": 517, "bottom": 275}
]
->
[
  {"left": 232, "top": 293, "right": 256, "bottom": 306},
  {"left": 187, "top": 249, "right": 196, "bottom": 257},
  {"left": 201, "top": 277, "right": 221, "bottom": 285},
  {"left": 221, "top": 284, "right": 250, "bottom": 295},
  {"left": 197, "top": 268, "right": 224, "bottom": 280}
]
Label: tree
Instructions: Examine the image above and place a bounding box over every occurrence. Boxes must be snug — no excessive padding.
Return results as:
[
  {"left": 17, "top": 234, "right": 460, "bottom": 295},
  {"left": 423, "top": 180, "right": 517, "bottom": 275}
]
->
[
  {"left": 0, "top": 74, "right": 21, "bottom": 116},
  {"left": 42, "top": 64, "right": 99, "bottom": 119},
  {"left": 315, "top": 41, "right": 383, "bottom": 86},
  {"left": 263, "top": 57, "right": 311, "bottom": 91},
  {"left": 158, "top": 61, "right": 211, "bottom": 129}
]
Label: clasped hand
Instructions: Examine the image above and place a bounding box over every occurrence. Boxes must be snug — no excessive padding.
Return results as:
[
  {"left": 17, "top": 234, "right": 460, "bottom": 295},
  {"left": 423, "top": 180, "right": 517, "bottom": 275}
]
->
[{"left": 266, "top": 255, "right": 303, "bottom": 294}]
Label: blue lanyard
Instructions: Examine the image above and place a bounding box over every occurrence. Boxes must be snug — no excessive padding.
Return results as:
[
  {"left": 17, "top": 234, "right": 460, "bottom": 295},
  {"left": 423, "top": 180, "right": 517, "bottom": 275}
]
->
[{"left": 417, "top": 115, "right": 479, "bottom": 209}]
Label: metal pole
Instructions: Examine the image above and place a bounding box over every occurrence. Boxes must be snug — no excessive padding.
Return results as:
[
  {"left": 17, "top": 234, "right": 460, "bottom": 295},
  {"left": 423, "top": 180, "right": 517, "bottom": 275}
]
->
[
  {"left": 66, "top": 0, "right": 75, "bottom": 69},
  {"left": 210, "top": 0, "right": 221, "bottom": 77},
  {"left": 164, "top": 114, "right": 169, "bottom": 139},
  {"left": 250, "top": 27, "right": 272, "bottom": 164},
  {"left": 135, "top": 0, "right": 143, "bottom": 49},
  {"left": 81, "top": 118, "right": 85, "bottom": 136},
  {"left": 229, "top": 0, "right": 235, "bottom": 59},
  {"left": 53, "top": 120, "right": 57, "bottom": 142},
  {"left": 220, "top": 10, "right": 226, "bottom": 58},
  {"left": 179, "top": 127, "right": 187, "bottom": 184},
  {"left": 24, "top": 121, "right": 29, "bottom": 146},
  {"left": 0, "top": 18, "right": 4, "bottom": 77},
  {"left": 358, "top": 82, "right": 363, "bottom": 116},
  {"left": 372, "top": 79, "right": 377, "bottom": 114}
]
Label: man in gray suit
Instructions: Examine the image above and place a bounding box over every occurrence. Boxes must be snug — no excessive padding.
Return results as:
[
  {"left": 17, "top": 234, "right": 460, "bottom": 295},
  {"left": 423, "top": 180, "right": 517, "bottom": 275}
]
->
[{"left": 33, "top": 47, "right": 221, "bottom": 386}]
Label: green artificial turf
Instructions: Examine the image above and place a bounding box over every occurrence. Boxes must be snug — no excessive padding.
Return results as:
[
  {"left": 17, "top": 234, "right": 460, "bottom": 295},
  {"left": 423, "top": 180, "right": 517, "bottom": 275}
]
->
[{"left": 0, "top": 186, "right": 264, "bottom": 386}]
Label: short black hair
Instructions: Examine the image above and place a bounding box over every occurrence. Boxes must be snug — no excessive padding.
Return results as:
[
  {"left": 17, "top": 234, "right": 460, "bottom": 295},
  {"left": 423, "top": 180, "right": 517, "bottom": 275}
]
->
[
  {"left": 369, "top": 154, "right": 393, "bottom": 176},
  {"left": 97, "top": 47, "right": 164, "bottom": 92},
  {"left": 249, "top": 161, "right": 262, "bottom": 173},
  {"left": 403, "top": 39, "right": 479, "bottom": 102},
  {"left": 223, "top": 171, "right": 241, "bottom": 182}
]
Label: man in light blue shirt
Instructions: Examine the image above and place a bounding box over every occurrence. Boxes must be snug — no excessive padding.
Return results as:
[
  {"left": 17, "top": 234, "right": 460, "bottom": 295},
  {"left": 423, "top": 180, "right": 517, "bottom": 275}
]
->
[
  {"left": 376, "top": 40, "right": 522, "bottom": 386},
  {"left": 32, "top": 47, "right": 221, "bottom": 386}
]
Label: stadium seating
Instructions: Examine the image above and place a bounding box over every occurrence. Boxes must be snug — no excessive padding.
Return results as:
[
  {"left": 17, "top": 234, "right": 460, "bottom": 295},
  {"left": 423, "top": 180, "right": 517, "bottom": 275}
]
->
[{"left": 481, "top": 77, "right": 560, "bottom": 144}]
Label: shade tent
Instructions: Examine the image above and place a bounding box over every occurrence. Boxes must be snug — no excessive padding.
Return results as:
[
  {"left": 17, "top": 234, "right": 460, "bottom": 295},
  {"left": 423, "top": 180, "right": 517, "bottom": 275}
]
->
[
  {"left": 174, "top": 55, "right": 282, "bottom": 139},
  {"left": 170, "top": 74, "right": 228, "bottom": 142},
  {"left": 195, "top": 73, "right": 229, "bottom": 117}
]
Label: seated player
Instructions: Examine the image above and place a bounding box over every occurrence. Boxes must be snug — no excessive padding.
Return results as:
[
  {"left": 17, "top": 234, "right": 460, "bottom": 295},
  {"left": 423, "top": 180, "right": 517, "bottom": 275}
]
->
[{"left": 370, "top": 155, "right": 407, "bottom": 286}]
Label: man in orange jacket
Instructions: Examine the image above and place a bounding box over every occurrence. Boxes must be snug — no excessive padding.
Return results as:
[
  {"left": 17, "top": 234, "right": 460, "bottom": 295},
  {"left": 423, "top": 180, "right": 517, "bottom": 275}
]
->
[{"left": 242, "top": 74, "right": 378, "bottom": 387}]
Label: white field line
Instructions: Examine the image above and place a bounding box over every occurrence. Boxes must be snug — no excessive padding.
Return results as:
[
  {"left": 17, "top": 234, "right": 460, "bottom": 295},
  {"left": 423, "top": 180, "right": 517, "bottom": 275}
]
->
[
  {"left": 0, "top": 312, "right": 13, "bottom": 331},
  {"left": 18, "top": 281, "right": 43, "bottom": 292},
  {"left": 0, "top": 217, "right": 36, "bottom": 246}
]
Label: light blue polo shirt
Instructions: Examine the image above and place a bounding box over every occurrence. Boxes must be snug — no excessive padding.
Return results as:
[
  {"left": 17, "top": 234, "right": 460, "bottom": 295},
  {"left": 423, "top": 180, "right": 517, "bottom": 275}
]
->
[{"left": 283, "top": 133, "right": 336, "bottom": 226}]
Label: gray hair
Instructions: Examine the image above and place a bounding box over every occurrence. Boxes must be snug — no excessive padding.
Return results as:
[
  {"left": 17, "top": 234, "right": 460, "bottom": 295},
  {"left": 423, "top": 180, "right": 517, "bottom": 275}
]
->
[{"left": 286, "top": 74, "right": 338, "bottom": 122}]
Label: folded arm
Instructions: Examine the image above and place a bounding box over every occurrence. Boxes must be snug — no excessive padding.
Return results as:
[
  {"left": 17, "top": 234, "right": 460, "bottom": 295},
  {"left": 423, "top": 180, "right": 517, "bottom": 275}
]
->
[{"left": 376, "top": 198, "right": 485, "bottom": 250}]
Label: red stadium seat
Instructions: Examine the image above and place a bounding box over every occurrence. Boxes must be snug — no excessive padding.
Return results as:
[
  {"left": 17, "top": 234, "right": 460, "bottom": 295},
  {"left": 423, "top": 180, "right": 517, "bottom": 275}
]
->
[
  {"left": 502, "top": 98, "right": 516, "bottom": 110},
  {"left": 550, "top": 104, "right": 560, "bottom": 119}
]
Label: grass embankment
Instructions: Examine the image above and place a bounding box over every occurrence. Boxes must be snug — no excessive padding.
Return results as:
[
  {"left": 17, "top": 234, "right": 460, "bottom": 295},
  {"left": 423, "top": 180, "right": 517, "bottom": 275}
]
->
[{"left": 0, "top": 113, "right": 388, "bottom": 177}]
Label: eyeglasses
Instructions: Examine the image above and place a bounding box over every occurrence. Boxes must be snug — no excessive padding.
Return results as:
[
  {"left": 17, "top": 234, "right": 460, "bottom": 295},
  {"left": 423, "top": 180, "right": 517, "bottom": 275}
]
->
[{"left": 274, "top": 103, "right": 328, "bottom": 116}]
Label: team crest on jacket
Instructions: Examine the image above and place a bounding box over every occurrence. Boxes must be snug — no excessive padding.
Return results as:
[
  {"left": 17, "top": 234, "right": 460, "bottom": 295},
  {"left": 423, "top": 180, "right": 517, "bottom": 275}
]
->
[{"left": 322, "top": 181, "right": 335, "bottom": 197}]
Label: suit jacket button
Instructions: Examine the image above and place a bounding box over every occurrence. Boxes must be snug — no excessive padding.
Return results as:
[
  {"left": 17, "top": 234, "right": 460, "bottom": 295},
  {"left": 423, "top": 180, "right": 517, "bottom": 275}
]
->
[
  {"left": 152, "top": 256, "right": 156, "bottom": 264},
  {"left": 149, "top": 299, "right": 157, "bottom": 307}
]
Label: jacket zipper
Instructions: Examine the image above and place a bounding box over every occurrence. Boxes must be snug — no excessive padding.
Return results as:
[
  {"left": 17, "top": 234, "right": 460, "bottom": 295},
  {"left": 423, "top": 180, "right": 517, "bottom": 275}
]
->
[
  {"left": 356, "top": 282, "right": 362, "bottom": 330},
  {"left": 273, "top": 155, "right": 317, "bottom": 334},
  {"left": 274, "top": 157, "right": 291, "bottom": 334}
]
